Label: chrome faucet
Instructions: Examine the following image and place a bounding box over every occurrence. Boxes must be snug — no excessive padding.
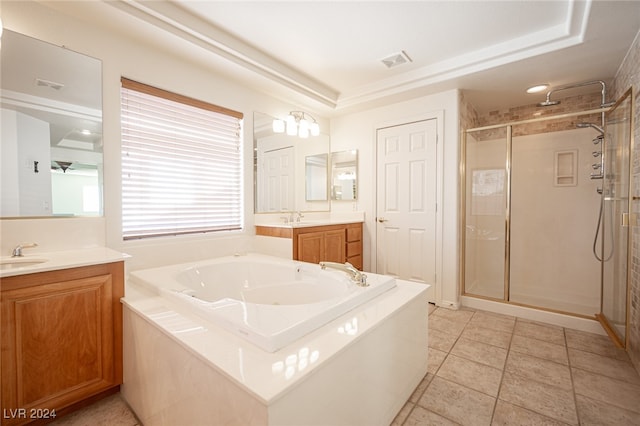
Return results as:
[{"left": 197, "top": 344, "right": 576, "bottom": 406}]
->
[
  {"left": 12, "top": 242, "right": 38, "bottom": 257},
  {"left": 295, "top": 211, "right": 304, "bottom": 222},
  {"left": 319, "top": 261, "right": 368, "bottom": 287}
]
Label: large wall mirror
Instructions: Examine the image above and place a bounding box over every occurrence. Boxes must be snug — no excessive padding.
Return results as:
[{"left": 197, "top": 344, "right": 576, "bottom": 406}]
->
[
  {"left": 254, "top": 112, "right": 330, "bottom": 213},
  {"left": 1, "top": 30, "right": 103, "bottom": 218}
]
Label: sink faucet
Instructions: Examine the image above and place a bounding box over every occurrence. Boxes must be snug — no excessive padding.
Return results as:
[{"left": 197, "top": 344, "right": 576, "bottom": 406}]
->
[
  {"left": 12, "top": 242, "right": 38, "bottom": 257},
  {"left": 319, "top": 261, "right": 368, "bottom": 287},
  {"left": 295, "top": 211, "right": 304, "bottom": 222}
]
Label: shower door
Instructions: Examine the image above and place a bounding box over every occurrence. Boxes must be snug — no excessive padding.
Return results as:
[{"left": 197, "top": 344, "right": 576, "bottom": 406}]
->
[
  {"left": 462, "top": 127, "right": 510, "bottom": 300},
  {"left": 598, "top": 88, "right": 633, "bottom": 347}
]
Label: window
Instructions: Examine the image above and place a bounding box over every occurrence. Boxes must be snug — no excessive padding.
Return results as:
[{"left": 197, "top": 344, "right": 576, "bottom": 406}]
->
[{"left": 120, "top": 78, "right": 243, "bottom": 240}]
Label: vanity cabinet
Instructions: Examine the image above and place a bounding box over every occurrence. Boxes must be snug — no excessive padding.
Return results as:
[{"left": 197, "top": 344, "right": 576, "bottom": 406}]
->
[
  {"left": 1, "top": 262, "right": 124, "bottom": 425},
  {"left": 256, "top": 222, "right": 363, "bottom": 270}
]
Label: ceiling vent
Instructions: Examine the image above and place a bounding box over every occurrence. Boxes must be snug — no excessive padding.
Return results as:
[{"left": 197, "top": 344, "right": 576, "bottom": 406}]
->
[
  {"left": 35, "top": 78, "right": 64, "bottom": 90},
  {"left": 381, "top": 51, "right": 412, "bottom": 69}
]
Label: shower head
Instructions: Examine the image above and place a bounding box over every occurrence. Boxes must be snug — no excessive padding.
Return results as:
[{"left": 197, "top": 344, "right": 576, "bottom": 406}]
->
[
  {"left": 537, "top": 99, "right": 560, "bottom": 107},
  {"left": 577, "top": 122, "right": 604, "bottom": 135}
]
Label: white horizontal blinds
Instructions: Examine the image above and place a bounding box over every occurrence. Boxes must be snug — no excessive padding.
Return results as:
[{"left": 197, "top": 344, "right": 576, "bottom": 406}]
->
[{"left": 121, "top": 78, "right": 244, "bottom": 240}]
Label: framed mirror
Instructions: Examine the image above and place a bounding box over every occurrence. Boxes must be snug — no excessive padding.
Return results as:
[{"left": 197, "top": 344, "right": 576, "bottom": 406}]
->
[
  {"left": 254, "top": 112, "right": 330, "bottom": 213},
  {"left": 1, "top": 30, "right": 103, "bottom": 218},
  {"left": 330, "top": 150, "right": 358, "bottom": 201}
]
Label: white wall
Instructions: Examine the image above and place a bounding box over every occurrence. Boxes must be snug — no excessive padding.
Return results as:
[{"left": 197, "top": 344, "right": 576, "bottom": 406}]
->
[{"left": 329, "top": 91, "right": 460, "bottom": 307}]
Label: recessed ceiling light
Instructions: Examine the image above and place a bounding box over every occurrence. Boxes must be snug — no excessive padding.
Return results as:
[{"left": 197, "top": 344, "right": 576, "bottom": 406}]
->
[{"left": 526, "top": 84, "right": 549, "bottom": 94}]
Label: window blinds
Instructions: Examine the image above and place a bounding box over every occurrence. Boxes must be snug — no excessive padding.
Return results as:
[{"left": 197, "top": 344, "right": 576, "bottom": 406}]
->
[{"left": 120, "top": 78, "right": 243, "bottom": 240}]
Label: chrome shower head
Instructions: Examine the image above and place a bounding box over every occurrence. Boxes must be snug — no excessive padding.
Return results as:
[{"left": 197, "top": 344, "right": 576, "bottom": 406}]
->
[{"left": 537, "top": 99, "right": 560, "bottom": 107}]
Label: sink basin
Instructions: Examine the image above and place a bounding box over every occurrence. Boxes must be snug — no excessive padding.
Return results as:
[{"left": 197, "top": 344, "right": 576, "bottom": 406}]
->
[{"left": 0, "top": 256, "right": 49, "bottom": 270}]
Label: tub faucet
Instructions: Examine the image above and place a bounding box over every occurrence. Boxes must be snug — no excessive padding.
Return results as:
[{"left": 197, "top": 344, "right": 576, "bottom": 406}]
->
[
  {"left": 319, "top": 261, "right": 368, "bottom": 287},
  {"left": 12, "top": 242, "right": 38, "bottom": 257}
]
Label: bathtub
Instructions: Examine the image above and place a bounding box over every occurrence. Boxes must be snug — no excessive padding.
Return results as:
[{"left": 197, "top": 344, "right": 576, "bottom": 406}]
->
[
  {"left": 129, "top": 254, "right": 396, "bottom": 352},
  {"left": 122, "top": 253, "right": 429, "bottom": 425}
]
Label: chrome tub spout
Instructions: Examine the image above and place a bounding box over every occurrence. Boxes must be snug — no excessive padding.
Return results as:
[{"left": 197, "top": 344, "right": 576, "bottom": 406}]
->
[{"left": 319, "top": 261, "right": 368, "bottom": 287}]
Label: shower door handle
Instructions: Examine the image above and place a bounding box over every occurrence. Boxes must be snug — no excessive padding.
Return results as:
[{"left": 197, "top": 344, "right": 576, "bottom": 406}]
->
[{"left": 622, "top": 213, "right": 637, "bottom": 227}]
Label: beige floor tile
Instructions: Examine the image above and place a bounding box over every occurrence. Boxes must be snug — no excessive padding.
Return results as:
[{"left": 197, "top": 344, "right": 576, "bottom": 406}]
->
[
  {"left": 565, "top": 328, "right": 630, "bottom": 361},
  {"left": 404, "top": 405, "right": 460, "bottom": 426},
  {"left": 514, "top": 320, "right": 565, "bottom": 346},
  {"left": 50, "top": 394, "right": 139, "bottom": 426},
  {"left": 391, "top": 402, "right": 415, "bottom": 426},
  {"left": 410, "top": 373, "right": 435, "bottom": 403},
  {"left": 498, "top": 371, "right": 578, "bottom": 425},
  {"left": 505, "top": 351, "right": 573, "bottom": 390},
  {"left": 468, "top": 311, "right": 516, "bottom": 334},
  {"left": 427, "top": 349, "right": 448, "bottom": 374},
  {"left": 491, "top": 400, "right": 569, "bottom": 426},
  {"left": 431, "top": 307, "right": 475, "bottom": 323},
  {"left": 572, "top": 368, "right": 640, "bottom": 414},
  {"left": 568, "top": 347, "right": 640, "bottom": 386},
  {"left": 428, "top": 303, "right": 438, "bottom": 315},
  {"left": 429, "top": 328, "right": 459, "bottom": 352},
  {"left": 437, "top": 354, "right": 503, "bottom": 397},
  {"left": 576, "top": 394, "right": 640, "bottom": 426},
  {"left": 510, "top": 334, "right": 568, "bottom": 365},
  {"left": 419, "top": 377, "right": 495, "bottom": 426},
  {"left": 430, "top": 315, "right": 468, "bottom": 336},
  {"left": 450, "top": 337, "right": 508, "bottom": 370},
  {"left": 460, "top": 322, "right": 512, "bottom": 349}
]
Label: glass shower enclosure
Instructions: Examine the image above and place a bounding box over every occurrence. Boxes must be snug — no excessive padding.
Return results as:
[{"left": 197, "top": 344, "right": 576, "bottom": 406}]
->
[{"left": 462, "top": 93, "right": 633, "bottom": 346}]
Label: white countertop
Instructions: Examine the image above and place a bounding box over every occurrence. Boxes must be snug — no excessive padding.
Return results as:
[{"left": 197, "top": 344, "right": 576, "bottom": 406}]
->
[
  {"left": 256, "top": 219, "right": 364, "bottom": 229},
  {"left": 0, "top": 247, "right": 131, "bottom": 278}
]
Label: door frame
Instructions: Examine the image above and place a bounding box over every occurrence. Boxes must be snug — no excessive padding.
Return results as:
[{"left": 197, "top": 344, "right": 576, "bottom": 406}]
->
[{"left": 372, "top": 111, "right": 444, "bottom": 304}]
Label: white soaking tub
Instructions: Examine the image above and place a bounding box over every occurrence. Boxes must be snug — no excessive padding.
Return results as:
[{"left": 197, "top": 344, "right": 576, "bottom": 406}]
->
[
  {"left": 129, "top": 254, "right": 396, "bottom": 352},
  {"left": 122, "top": 253, "right": 429, "bottom": 425}
]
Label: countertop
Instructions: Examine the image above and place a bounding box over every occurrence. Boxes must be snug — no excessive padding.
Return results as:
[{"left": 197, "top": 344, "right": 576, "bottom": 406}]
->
[{"left": 0, "top": 247, "right": 131, "bottom": 278}]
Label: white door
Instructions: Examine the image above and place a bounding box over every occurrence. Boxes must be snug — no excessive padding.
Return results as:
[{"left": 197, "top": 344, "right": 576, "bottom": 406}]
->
[
  {"left": 376, "top": 119, "right": 438, "bottom": 288},
  {"left": 259, "top": 146, "right": 294, "bottom": 212}
]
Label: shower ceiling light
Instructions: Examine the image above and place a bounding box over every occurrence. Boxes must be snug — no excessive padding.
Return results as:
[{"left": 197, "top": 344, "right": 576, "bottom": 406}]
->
[{"left": 526, "top": 84, "right": 549, "bottom": 94}]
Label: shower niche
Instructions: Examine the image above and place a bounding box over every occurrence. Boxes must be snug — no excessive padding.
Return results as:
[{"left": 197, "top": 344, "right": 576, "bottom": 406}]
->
[{"left": 462, "top": 89, "right": 633, "bottom": 348}]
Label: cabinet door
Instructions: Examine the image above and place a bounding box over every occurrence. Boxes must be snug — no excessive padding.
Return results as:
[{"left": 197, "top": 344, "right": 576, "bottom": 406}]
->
[
  {"left": 297, "top": 231, "right": 325, "bottom": 264},
  {"left": 323, "top": 229, "right": 346, "bottom": 263},
  {"left": 1, "top": 274, "right": 116, "bottom": 424}
]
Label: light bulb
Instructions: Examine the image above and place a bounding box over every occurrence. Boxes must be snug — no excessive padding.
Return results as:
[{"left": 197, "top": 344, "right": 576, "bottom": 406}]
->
[
  {"left": 298, "top": 126, "right": 309, "bottom": 138},
  {"left": 272, "top": 119, "right": 285, "bottom": 133},
  {"left": 286, "top": 114, "right": 298, "bottom": 136}
]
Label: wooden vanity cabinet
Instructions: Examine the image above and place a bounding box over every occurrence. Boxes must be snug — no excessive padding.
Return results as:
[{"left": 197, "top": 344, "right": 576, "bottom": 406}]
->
[
  {"left": 1, "top": 262, "right": 124, "bottom": 425},
  {"left": 257, "top": 222, "right": 363, "bottom": 269}
]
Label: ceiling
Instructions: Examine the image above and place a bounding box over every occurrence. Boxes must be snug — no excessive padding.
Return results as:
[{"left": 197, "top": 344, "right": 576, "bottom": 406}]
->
[{"left": 51, "top": 1, "right": 640, "bottom": 115}]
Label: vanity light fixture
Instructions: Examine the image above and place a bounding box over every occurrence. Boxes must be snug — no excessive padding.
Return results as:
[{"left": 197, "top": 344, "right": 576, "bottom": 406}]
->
[{"left": 273, "top": 111, "right": 320, "bottom": 138}]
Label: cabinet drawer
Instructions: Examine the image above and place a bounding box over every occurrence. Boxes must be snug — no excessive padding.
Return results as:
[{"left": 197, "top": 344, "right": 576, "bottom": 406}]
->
[
  {"left": 346, "top": 226, "right": 361, "bottom": 242},
  {"left": 347, "top": 240, "right": 362, "bottom": 257}
]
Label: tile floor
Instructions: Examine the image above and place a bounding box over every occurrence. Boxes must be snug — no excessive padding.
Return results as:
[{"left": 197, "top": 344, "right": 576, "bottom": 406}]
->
[
  {"left": 393, "top": 305, "right": 640, "bottom": 426},
  {"left": 51, "top": 305, "right": 640, "bottom": 426}
]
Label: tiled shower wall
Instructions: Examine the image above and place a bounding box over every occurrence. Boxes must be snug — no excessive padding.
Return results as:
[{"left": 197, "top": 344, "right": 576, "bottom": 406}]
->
[{"left": 611, "top": 30, "right": 640, "bottom": 373}]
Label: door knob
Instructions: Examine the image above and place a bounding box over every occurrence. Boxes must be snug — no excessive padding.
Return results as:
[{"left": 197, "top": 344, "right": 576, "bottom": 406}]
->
[{"left": 377, "top": 217, "right": 388, "bottom": 223}]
